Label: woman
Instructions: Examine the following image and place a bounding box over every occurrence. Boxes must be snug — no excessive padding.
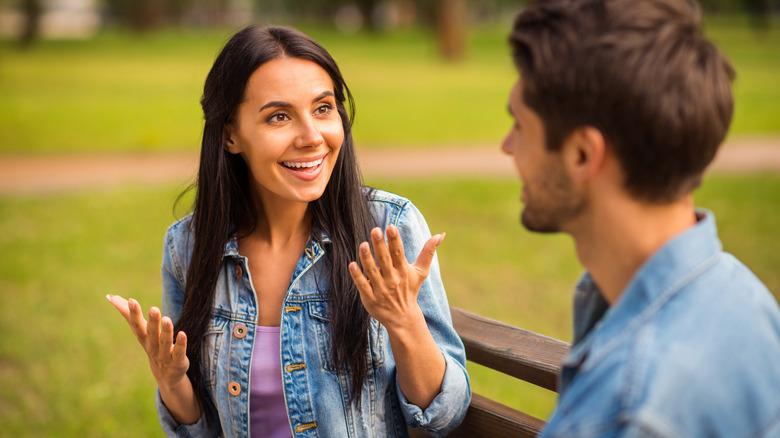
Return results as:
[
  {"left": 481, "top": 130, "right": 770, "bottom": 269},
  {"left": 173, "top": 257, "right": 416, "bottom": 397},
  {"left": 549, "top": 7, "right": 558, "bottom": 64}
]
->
[{"left": 107, "top": 25, "right": 470, "bottom": 437}]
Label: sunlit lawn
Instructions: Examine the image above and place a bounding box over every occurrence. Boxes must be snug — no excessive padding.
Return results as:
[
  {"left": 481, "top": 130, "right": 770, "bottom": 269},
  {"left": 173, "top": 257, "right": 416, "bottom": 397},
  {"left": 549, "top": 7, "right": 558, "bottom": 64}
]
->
[
  {"left": 1, "top": 174, "right": 779, "bottom": 436},
  {"left": 1, "top": 16, "right": 779, "bottom": 153},
  {"left": 1, "top": 10, "right": 779, "bottom": 438}
]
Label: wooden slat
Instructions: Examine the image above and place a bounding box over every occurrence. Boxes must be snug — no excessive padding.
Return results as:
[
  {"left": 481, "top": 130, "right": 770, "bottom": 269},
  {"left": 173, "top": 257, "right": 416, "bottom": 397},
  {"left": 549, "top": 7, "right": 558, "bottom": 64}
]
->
[
  {"left": 447, "top": 393, "right": 546, "bottom": 437},
  {"left": 450, "top": 306, "right": 570, "bottom": 392}
]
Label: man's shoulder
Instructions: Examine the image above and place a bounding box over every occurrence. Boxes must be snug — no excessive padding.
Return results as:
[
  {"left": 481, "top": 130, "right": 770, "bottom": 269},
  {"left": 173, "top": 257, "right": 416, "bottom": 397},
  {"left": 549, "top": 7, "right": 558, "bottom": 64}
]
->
[
  {"left": 557, "top": 254, "right": 780, "bottom": 436},
  {"left": 616, "top": 256, "right": 780, "bottom": 436}
]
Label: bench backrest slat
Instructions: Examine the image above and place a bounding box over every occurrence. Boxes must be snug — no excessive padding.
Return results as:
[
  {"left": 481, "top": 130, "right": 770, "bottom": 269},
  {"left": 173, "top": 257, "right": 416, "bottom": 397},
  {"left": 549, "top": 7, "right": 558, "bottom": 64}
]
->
[
  {"left": 446, "top": 306, "right": 571, "bottom": 436},
  {"left": 450, "top": 307, "right": 569, "bottom": 392},
  {"left": 447, "top": 393, "right": 546, "bottom": 438}
]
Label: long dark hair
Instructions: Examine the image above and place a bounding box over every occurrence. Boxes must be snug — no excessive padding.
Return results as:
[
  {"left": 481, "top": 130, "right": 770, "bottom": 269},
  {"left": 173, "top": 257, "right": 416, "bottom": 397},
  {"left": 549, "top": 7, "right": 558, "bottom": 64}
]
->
[{"left": 176, "top": 25, "right": 375, "bottom": 419}]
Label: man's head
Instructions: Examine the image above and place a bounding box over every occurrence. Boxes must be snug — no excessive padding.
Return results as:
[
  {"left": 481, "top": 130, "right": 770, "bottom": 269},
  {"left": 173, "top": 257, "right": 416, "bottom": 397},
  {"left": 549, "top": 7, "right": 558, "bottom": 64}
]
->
[{"left": 505, "top": 0, "right": 735, "bottom": 205}]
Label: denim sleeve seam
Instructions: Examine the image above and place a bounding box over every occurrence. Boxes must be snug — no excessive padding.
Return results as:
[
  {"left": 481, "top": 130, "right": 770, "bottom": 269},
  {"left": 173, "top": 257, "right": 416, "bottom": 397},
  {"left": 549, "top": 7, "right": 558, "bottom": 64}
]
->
[{"left": 165, "top": 226, "right": 186, "bottom": 289}]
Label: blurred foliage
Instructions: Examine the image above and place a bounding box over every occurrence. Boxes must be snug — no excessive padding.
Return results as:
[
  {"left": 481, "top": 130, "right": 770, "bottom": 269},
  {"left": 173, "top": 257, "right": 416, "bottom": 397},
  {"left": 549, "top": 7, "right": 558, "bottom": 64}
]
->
[{"left": 0, "top": 16, "right": 778, "bottom": 154}]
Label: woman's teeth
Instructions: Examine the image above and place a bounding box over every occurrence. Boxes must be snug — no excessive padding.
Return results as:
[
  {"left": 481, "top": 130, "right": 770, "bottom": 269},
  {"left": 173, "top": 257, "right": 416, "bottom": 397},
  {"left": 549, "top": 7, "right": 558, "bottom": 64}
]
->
[{"left": 283, "top": 157, "right": 323, "bottom": 169}]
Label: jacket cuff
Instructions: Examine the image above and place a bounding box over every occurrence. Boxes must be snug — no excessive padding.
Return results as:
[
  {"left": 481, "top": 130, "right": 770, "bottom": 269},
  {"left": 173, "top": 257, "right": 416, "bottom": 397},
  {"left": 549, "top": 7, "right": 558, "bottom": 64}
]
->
[
  {"left": 397, "top": 353, "right": 471, "bottom": 437},
  {"left": 155, "top": 388, "right": 215, "bottom": 437}
]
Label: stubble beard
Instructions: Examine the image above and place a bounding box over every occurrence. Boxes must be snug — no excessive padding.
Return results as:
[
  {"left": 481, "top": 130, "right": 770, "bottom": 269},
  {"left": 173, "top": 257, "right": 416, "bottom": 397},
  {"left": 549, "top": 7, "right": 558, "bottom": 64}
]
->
[{"left": 520, "top": 162, "right": 585, "bottom": 234}]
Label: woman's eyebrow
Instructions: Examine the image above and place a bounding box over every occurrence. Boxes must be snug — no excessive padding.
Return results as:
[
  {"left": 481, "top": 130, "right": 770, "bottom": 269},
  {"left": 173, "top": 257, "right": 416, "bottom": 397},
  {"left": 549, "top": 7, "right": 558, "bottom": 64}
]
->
[
  {"left": 258, "top": 91, "right": 335, "bottom": 112},
  {"left": 312, "top": 90, "right": 335, "bottom": 102},
  {"left": 259, "top": 100, "right": 292, "bottom": 112}
]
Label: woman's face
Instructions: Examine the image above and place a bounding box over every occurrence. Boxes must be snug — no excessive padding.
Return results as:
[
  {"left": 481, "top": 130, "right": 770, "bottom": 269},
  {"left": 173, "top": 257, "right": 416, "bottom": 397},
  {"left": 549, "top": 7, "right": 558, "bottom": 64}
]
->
[{"left": 225, "top": 57, "right": 344, "bottom": 208}]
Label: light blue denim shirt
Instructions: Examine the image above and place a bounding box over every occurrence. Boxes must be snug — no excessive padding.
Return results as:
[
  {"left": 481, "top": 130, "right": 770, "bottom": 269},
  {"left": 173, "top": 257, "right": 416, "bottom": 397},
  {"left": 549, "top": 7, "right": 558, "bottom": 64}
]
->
[
  {"left": 155, "top": 189, "right": 470, "bottom": 438},
  {"left": 540, "top": 211, "right": 780, "bottom": 437}
]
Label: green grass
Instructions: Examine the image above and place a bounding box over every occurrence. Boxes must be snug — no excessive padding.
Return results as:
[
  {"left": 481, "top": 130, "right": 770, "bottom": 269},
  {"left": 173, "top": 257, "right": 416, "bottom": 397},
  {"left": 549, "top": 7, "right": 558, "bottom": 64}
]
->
[
  {"left": 1, "top": 16, "right": 779, "bottom": 154},
  {"left": 1, "top": 174, "right": 779, "bottom": 435}
]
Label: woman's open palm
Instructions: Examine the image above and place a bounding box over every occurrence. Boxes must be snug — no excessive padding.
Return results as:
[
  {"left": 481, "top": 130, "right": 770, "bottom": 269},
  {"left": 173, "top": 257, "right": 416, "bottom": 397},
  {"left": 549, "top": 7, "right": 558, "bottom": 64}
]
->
[
  {"left": 107, "top": 295, "right": 190, "bottom": 390},
  {"left": 348, "top": 225, "right": 444, "bottom": 331}
]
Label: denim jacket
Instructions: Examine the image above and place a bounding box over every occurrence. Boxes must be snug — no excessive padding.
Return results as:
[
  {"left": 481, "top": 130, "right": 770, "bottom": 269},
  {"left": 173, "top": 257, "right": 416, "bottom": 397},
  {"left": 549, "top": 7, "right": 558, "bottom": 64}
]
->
[
  {"left": 540, "top": 211, "right": 780, "bottom": 437},
  {"left": 155, "top": 189, "right": 471, "bottom": 438}
]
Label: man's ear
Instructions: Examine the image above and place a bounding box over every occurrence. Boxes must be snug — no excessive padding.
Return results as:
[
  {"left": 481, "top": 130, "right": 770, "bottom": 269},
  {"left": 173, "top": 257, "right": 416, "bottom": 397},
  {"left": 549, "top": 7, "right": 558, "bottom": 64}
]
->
[
  {"left": 223, "top": 124, "right": 240, "bottom": 154},
  {"left": 562, "top": 126, "right": 606, "bottom": 183}
]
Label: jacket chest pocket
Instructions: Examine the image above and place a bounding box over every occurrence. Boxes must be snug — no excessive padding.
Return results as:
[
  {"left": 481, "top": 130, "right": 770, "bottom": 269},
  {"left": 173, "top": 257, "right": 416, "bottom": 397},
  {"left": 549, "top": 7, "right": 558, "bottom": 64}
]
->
[
  {"left": 307, "top": 300, "right": 385, "bottom": 374},
  {"left": 201, "top": 316, "right": 229, "bottom": 390}
]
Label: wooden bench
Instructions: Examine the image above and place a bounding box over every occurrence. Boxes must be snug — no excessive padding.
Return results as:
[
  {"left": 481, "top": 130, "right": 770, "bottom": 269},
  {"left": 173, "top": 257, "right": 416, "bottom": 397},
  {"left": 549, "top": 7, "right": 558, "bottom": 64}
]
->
[{"left": 446, "top": 306, "right": 570, "bottom": 437}]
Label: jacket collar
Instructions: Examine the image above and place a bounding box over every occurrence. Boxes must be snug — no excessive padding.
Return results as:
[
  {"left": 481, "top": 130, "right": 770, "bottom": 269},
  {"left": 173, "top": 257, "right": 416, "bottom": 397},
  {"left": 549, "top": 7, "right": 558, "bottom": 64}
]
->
[
  {"left": 222, "top": 229, "right": 332, "bottom": 259},
  {"left": 565, "top": 210, "right": 722, "bottom": 367}
]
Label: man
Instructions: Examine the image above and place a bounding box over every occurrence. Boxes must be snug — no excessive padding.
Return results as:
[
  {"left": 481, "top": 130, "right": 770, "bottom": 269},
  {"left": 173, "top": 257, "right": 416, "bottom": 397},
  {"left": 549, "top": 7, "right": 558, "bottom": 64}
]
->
[{"left": 502, "top": 0, "right": 780, "bottom": 436}]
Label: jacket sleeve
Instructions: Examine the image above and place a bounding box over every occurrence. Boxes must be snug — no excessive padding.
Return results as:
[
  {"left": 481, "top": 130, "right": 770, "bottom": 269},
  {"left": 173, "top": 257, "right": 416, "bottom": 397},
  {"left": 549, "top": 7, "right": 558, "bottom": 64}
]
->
[
  {"left": 391, "top": 201, "right": 471, "bottom": 437},
  {"left": 156, "top": 222, "right": 221, "bottom": 437}
]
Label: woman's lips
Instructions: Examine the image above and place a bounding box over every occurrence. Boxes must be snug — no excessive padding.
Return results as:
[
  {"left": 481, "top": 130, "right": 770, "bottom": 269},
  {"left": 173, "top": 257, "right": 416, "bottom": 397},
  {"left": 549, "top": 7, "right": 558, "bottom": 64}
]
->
[{"left": 280, "top": 153, "right": 327, "bottom": 181}]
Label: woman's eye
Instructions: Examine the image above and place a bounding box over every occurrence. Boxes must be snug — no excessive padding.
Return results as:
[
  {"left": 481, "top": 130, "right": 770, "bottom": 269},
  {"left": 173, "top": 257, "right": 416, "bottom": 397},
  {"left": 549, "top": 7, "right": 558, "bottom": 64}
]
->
[
  {"left": 315, "top": 104, "right": 332, "bottom": 115},
  {"left": 268, "top": 113, "right": 289, "bottom": 123}
]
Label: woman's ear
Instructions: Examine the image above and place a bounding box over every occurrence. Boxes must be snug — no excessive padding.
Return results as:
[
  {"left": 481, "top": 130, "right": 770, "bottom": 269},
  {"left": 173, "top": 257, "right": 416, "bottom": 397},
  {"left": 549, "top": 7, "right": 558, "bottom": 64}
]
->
[
  {"left": 562, "top": 126, "right": 606, "bottom": 183},
  {"left": 223, "top": 124, "right": 240, "bottom": 154}
]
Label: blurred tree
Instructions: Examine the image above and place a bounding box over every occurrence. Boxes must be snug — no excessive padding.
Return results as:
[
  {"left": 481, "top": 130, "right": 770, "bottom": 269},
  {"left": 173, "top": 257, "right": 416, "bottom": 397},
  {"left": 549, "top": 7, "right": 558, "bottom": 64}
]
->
[
  {"left": 19, "top": 0, "right": 41, "bottom": 47},
  {"left": 744, "top": 0, "right": 770, "bottom": 29},
  {"left": 357, "top": 0, "right": 379, "bottom": 29},
  {"left": 107, "top": 0, "right": 167, "bottom": 30},
  {"left": 433, "top": 0, "right": 467, "bottom": 60}
]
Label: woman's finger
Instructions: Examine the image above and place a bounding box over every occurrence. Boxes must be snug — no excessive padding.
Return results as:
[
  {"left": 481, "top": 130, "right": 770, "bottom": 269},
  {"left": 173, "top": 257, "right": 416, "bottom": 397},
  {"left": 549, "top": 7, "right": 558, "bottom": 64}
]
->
[
  {"left": 106, "top": 294, "right": 131, "bottom": 320},
  {"left": 358, "top": 240, "right": 382, "bottom": 283},
  {"left": 348, "top": 261, "right": 375, "bottom": 302},
  {"left": 127, "top": 298, "right": 149, "bottom": 344},
  {"left": 172, "top": 331, "right": 188, "bottom": 364},
  {"left": 412, "top": 233, "right": 445, "bottom": 279},
  {"left": 146, "top": 306, "right": 162, "bottom": 356},
  {"left": 160, "top": 316, "right": 175, "bottom": 357},
  {"left": 370, "top": 227, "right": 393, "bottom": 277},
  {"left": 385, "top": 225, "right": 408, "bottom": 269}
]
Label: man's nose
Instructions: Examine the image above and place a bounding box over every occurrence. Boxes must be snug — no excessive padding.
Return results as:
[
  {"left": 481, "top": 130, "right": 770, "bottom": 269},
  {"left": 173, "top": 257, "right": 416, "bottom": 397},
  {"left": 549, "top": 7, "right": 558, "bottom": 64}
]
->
[{"left": 500, "top": 133, "right": 514, "bottom": 156}]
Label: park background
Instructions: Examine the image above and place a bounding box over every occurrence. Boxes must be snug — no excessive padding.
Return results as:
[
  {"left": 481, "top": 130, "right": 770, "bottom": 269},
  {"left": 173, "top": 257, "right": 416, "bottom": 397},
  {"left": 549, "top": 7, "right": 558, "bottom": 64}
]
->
[{"left": 1, "top": 0, "right": 779, "bottom": 436}]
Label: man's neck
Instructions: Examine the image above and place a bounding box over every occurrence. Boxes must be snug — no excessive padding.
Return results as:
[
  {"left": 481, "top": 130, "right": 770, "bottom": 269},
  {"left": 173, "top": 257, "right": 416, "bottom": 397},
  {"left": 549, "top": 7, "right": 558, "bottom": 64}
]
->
[{"left": 571, "top": 195, "right": 697, "bottom": 305}]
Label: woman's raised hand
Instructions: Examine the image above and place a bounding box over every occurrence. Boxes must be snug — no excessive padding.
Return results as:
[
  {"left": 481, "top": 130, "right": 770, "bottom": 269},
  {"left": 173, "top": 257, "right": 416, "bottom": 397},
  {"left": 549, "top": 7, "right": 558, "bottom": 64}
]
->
[
  {"left": 348, "top": 225, "right": 447, "bottom": 408},
  {"left": 348, "top": 225, "right": 444, "bottom": 330},
  {"left": 107, "top": 295, "right": 201, "bottom": 424},
  {"left": 106, "top": 295, "right": 190, "bottom": 391}
]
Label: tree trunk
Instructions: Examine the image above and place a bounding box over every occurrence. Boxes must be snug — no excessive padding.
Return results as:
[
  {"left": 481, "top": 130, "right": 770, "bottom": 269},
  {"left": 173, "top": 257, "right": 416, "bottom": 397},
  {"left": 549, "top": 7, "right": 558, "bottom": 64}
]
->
[
  {"left": 19, "top": 0, "right": 42, "bottom": 48},
  {"left": 127, "top": 0, "right": 166, "bottom": 31},
  {"left": 434, "top": 0, "right": 467, "bottom": 61}
]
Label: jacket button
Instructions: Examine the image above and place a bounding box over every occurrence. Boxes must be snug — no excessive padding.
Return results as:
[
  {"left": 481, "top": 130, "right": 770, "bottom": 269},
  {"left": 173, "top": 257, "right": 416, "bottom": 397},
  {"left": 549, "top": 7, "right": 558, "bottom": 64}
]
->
[
  {"left": 234, "top": 264, "right": 242, "bottom": 279},
  {"left": 229, "top": 382, "right": 241, "bottom": 396},
  {"left": 233, "top": 323, "right": 247, "bottom": 339}
]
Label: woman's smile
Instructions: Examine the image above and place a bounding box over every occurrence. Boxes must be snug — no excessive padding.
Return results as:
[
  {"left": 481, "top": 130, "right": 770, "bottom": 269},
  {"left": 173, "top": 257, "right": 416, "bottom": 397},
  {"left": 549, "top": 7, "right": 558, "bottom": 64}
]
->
[{"left": 280, "top": 152, "right": 329, "bottom": 181}]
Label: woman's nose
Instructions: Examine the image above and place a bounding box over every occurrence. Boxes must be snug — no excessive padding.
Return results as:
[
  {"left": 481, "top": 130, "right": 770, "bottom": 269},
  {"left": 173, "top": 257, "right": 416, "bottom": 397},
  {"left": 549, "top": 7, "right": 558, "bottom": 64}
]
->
[{"left": 294, "top": 118, "right": 324, "bottom": 149}]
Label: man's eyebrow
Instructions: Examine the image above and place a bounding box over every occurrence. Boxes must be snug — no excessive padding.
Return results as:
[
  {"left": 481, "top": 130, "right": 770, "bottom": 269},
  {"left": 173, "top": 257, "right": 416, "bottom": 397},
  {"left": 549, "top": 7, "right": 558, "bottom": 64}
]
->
[
  {"left": 259, "top": 91, "right": 335, "bottom": 112},
  {"left": 507, "top": 104, "right": 514, "bottom": 116}
]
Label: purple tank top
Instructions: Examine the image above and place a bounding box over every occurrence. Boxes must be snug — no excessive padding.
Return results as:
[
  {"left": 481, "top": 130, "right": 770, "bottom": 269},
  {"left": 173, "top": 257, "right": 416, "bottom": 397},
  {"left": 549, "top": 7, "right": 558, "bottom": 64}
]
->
[{"left": 250, "top": 326, "right": 292, "bottom": 438}]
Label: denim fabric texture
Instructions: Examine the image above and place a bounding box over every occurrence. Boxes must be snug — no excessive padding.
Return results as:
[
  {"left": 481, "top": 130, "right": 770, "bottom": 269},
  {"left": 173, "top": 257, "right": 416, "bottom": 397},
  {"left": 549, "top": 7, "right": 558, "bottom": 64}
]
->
[
  {"left": 155, "top": 189, "right": 471, "bottom": 438},
  {"left": 540, "top": 211, "right": 780, "bottom": 437}
]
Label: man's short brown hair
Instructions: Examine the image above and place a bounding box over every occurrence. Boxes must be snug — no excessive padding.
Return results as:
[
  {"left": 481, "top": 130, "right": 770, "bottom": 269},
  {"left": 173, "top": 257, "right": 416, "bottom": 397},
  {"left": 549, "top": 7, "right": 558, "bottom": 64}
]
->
[{"left": 510, "top": 0, "right": 735, "bottom": 203}]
